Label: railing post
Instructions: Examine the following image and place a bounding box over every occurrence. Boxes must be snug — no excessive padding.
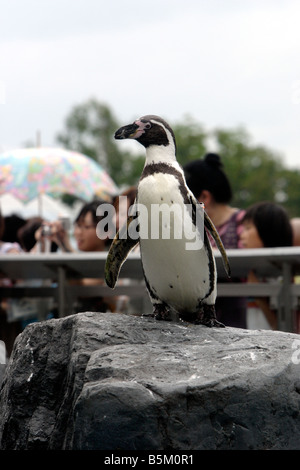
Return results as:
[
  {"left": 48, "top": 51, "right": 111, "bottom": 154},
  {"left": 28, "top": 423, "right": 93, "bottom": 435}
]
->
[
  {"left": 57, "top": 266, "right": 66, "bottom": 318},
  {"left": 278, "top": 262, "right": 294, "bottom": 332}
]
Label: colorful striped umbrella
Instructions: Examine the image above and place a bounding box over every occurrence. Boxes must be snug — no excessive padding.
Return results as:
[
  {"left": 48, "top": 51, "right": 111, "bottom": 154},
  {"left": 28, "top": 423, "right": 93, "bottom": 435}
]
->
[{"left": 0, "top": 147, "right": 118, "bottom": 202}]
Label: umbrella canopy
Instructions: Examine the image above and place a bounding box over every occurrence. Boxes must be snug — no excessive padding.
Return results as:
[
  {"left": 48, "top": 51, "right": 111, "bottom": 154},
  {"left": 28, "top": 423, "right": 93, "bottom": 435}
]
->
[
  {"left": 0, "top": 193, "right": 25, "bottom": 216},
  {"left": 23, "top": 194, "right": 72, "bottom": 221},
  {"left": 0, "top": 192, "right": 74, "bottom": 221},
  {"left": 0, "top": 147, "right": 118, "bottom": 202}
]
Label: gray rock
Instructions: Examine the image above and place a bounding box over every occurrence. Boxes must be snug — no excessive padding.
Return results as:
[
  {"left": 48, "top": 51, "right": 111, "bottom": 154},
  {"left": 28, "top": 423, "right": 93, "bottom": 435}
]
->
[
  {"left": 0, "top": 311, "right": 300, "bottom": 450},
  {"left": 0, "top": 365, "right": 6, "bottom": 387}
]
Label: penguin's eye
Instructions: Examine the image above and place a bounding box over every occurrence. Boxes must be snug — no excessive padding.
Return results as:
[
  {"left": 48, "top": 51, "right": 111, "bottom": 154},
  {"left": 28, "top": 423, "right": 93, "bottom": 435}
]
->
[{"left": 144, "top": 122, "right": 151, "bottom": 130}]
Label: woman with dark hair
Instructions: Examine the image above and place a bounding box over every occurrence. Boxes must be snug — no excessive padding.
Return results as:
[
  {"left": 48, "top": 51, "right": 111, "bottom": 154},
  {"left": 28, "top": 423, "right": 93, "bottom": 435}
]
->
[
  {"left": 184, "top": 153, "right": 247, "bottom": 328},
  {"left": 73, "top": 199, "right": 112, "bottom": 252},
  {"left": 184, "top": 153, "right": 232, "bottom": 203},
  {"left": 0, "top": 210, "right": 23, "bottom": 254},
  {"left": 240, "top": 201, "right": 293, "bottom": 329},
  {"left": 2, "top": 214, "right": 26, "bottom": 244},
  {"left": 184, "top": 153, "right": 245, "bottom": 248},
  {"left": 240, "top": 201, "right": 293, "bottom": 248},
  {"left": 50, "top": 199, "right": 126, "bottom": 315}
]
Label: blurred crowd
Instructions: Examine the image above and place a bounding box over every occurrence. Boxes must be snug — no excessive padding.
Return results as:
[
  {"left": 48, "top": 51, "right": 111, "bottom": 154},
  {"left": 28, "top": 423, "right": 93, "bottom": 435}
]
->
[
  {"left": 0, "top": 187, "right": 137, "bottom": 355},
  {"left": 1, "top": 152, "right": 300, "bottom": 357}
]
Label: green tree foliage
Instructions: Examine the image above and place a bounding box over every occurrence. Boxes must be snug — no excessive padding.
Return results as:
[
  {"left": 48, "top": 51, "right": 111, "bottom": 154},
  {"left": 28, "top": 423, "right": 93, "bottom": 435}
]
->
[
  {"left": 174, "top": 119, "right": 300, "bottom": 217},
  {"left": 212, "top": 127, "right": 300, "bottom": 217},
  {"left": 212, "top": 127, "right": 285, "bottom": 209},
  {"left": 56, "top": 99, "right": 300, "bottom": 217},
  {"left": 173, "top": 115, "right": 207, "bottom": 165},
  {"left": 56, "top": 98, "right": 144, "bottom": 186},
  {"left": 277, "top": 168, "right": 300, "bottom": 217}
]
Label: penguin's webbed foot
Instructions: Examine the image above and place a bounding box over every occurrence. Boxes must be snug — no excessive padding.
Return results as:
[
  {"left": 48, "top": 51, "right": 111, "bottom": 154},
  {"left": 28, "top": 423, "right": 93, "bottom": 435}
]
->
[
  {"left": 153, "top": 303, "right": 170, "bottom": 321},
  {"left": 195, "top": 305, "right": 225, "bottom": 328},
  {"left": 200, "top": 317, "right": 225, "bottom": 328}
]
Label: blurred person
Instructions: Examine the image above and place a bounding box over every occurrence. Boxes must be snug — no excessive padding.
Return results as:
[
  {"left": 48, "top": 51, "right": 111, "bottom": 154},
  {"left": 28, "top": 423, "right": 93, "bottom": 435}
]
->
[
  {"left": 184, "top": 153, "right": 247, "bottom": 328},
  {"left": 240, "top": 201, "right": 293, "bottom": 330},
  {"left": 36, "top": 200, "right": 112, "bottom": 254},
  {"left": 71, "top": 199, "right": 125, "bottom": 313},
  {"left": 53, "top": 199, "right": 126, "bottom": 314},
  {"left": 18, "top": 217, "right": 59, "bottom": 252},
  {"left": 290, "top": 218, "right": 300, "bottom": 246},
  {"left": 3, "top": 215, "right": 58, "bottom": 333},
  {"left": 290, "top": 217, "right": 300, "bottom": 332},
  {"left": 0, "top": 210, "right": 23, "bottom": 254},
  {"left": 0, "top": 210, "right": 23, "bottom": 356},
  {"left": 2, "top": 214, "right": 26, "bottom": 244},
  {"left": 73, "top": 200, "right": 111, "bottom": 252}
]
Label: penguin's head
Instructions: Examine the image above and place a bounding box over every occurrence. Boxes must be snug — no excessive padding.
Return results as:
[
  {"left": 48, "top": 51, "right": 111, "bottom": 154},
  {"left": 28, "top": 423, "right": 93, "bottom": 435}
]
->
[{"left": 115, "top": 115, "right": 176, "bottom": 151}]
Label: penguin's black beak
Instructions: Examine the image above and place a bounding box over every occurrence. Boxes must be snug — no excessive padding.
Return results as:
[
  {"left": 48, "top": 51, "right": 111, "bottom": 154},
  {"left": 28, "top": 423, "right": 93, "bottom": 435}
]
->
[{"left": 114, "top": 123, "right": 139, "bottom": 140}]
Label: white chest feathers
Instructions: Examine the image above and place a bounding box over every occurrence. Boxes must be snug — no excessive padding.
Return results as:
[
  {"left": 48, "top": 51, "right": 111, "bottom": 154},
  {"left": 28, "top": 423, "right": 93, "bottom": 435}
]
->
[{"left": 136, "top": 171, "right": 216, "bottom": 314}]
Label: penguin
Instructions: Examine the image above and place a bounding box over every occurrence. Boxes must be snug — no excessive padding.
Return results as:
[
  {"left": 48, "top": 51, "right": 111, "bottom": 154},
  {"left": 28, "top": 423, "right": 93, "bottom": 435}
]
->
[{"left": 105, "top": 115, "right": 231, "bottom": 327}]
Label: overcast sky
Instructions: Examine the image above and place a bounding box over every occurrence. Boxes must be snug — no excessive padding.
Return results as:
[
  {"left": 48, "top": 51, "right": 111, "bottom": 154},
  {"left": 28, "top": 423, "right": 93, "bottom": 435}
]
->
[{"left": 1, "top": 0, "right": 300, "bottom": 168}]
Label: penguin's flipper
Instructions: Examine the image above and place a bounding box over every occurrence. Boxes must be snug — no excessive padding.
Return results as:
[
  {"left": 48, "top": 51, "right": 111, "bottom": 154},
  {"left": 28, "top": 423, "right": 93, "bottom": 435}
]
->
[
  {"left": 188, "top": 193, "right": 230, "bottom": 277},
  {"left": 203, "top": 211, "right": 231, "bottom": 278},
  {"left": 105, "top": 215, "right": 139, "bottom": 288}
]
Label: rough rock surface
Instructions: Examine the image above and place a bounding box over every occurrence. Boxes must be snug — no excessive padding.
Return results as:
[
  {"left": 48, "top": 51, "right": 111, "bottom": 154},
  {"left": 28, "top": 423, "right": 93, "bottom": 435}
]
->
[
  {"left": 0, "top": 366, "right": 5, "bottom": 387},
  {"left": 1, "top": 311, "right": 300, "bottom": 450}
]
